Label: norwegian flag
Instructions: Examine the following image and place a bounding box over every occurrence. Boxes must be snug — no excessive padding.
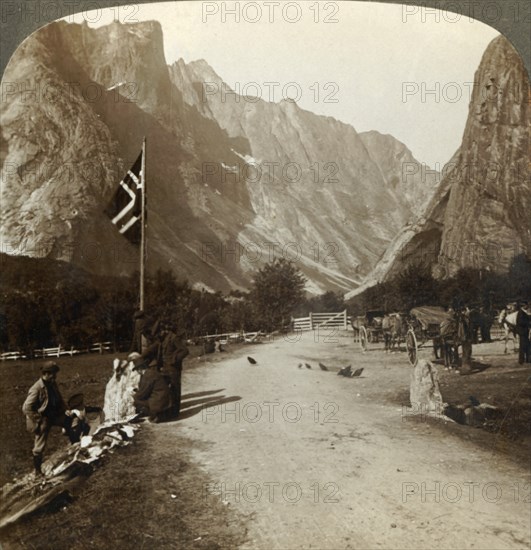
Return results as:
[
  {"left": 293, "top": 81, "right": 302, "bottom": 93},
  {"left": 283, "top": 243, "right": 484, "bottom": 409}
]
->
[{"left": 105, "top": 153, "right": 143, "bottom": 244}]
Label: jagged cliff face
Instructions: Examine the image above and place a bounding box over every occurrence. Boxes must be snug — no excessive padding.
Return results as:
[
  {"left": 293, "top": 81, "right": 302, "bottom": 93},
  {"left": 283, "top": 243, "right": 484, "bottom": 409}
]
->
[
  {"left": 359, "top": 131, "right": 439, "bottom": 216},
  {"left": 439, "top": 35, "right": 530, "bottom": 275},
  {"left": 348, "top": 35, "right": 530, "bottom": 296},
  {"left": 1, "top": 20, "right": 437, "bottom": 293},
  {"left": 169, "top": 58, "right": 438, "bottom": 290}
]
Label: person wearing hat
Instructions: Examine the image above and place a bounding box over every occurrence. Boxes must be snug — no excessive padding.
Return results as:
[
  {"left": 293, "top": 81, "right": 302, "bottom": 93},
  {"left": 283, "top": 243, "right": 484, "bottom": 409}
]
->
[
  {"left": 131, "top": 320, "right": 189, "bottom": 418},
  {"left": 516, "top": 301, "right": 530, "bottom": 364},
  {"left": 130, "top": 310, "right": 150, "bottom": 354},
  {"left": 22, "top": 361, "right": 74, "bottom": 475},
  {"left": 159, "top": 323, "right": 189, "bottom": 418},
  {"left": 132, "top": 358, "right": 171, "bottom": 423}
]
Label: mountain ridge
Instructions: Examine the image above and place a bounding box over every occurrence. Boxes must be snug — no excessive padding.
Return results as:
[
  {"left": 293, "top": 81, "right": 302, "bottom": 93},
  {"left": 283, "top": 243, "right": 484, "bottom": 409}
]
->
[
  {"left": 1, "top": 19, "right": 439, "bottom": 294},
  {"left": 347, "top": 34, "right": 530, "bottom": 298}
]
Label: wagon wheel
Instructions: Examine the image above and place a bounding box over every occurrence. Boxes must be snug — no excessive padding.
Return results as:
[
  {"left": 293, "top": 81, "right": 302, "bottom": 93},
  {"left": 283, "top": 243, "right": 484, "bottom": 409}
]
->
[
  {"left": 359, "top": 326, "right": 368, "bottom": 352},
  {"left": 406, "top": 329, "right": 418, "bottom": 366}
]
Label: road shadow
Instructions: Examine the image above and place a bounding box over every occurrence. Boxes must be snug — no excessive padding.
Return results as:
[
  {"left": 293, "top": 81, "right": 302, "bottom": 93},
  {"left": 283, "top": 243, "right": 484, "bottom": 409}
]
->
[
  {"left": 177, "top": 395, "right": 242, "bottom": 421},
  {"left": 180, "top": 395, "right": 230, "bottom": 409},
  {"left": 181, "top": 389, "right": 224, "bottom": 400},
  {"left": 460, "top": 361, "right": 492, "bottom": 375}
]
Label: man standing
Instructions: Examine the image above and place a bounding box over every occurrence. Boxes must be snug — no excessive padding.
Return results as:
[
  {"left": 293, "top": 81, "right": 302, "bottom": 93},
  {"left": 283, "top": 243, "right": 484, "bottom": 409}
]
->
[
  {"left": 130, "top": 310, "right": 149, "bottom": 354},
  {"left": 450, "top": 305, "right": 473, "bottom": 375},
  {"left": 160, "top": 323, "right": 189, "bottom": 418},
  {"left": 516, "top": 301, "right": 530, "bottom": 364},
  {"left": 22, "top": 361, "right": 73, "bottom": 476}
]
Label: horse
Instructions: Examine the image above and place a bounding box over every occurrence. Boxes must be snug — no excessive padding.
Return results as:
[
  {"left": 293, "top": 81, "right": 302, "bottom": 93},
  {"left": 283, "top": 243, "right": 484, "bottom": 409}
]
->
[
  {"left": 350, "top": 316, "right": 363, "bottom": 342},
  {"left": 382, "top": 313, "right": 407, "bottom": 352},
  {"left": 498, "top": 308, "right": 519, "bottom": 353},
  {"left": 440, "top": 310, "right": 473, "bottom": 371}
]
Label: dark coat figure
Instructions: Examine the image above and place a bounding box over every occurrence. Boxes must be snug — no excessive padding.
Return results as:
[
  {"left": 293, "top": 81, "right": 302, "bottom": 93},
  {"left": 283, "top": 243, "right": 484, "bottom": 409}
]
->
[
  {"left": 130, "top": 310, "right": 149, "bottom": 354},
  {"left": 133, "top": 365, "right": 171, "bottom": 421},
  {"left": 459, "top": 308, "right": 474, "bottom": 374},
  {"left": 160, "top": 328, "right": 189, "bottom": 416},
  {"left": 135, "top": 323, "right": 189, "bottom": 417},
  {"left": 516, "top": 305, "right": 530, "bottom": 364},
  {"left": 136, "top": 338, "right": 161, "bottom": 369},
  {"left": 22, "top": 362, "right": 74, "bottom": 475},
  {"left": 470, "top": 307, "right": 493, "bottom": 343},
  {"left": 479, "top": 307, "right": 493, "bottom": 343}
]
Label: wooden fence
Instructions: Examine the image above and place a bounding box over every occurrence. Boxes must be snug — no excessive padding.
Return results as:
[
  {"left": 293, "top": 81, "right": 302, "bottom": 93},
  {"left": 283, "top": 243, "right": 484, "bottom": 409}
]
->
[
  {"left": 292, "top": 310, "right": 350, "bottom": 332},
  {"left": 1, "top": 342, "right": 113, "bottom": 361}
]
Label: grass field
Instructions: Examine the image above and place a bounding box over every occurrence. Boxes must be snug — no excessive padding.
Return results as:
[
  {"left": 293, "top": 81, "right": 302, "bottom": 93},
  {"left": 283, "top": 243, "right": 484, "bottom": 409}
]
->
[
  {"left": 0, "top": 346, "right": 250, "bottom": 550},
  {"left": 0, "top": 344, "right": 212, "bottom": 486}
]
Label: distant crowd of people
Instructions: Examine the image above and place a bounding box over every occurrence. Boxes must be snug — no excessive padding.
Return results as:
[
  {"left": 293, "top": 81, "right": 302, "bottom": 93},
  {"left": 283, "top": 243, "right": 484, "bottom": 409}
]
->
[{"left": 442, "top": 300, "right": 530, "bottom": 371}]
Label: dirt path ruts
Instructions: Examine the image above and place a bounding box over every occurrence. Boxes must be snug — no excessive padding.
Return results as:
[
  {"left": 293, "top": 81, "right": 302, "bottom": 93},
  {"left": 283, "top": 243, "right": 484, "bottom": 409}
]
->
[{"left": 156, "top": 332, "right": 531, "bottom": 550}]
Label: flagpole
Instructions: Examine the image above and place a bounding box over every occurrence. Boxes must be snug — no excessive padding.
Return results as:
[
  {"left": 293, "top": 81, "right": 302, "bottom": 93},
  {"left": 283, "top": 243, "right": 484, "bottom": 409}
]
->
[{"left": 140, "top": 137, "right": 147, "bottom": 310}]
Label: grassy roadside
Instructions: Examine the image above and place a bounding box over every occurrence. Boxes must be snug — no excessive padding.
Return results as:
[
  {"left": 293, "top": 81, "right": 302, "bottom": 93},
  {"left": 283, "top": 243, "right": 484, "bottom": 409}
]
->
[
  {"left": 0, "top": 427, "right": 249, "bottom": 549},
  {"left": 387, "top": 351, "right": 531, "bottom": 466},
  {"left": 0, "top": 343, "right": 242, "bottom": 486}
]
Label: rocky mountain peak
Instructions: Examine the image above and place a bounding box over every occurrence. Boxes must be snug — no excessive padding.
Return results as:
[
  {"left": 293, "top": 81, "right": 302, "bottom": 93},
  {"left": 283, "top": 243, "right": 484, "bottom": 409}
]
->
[
  {"left": 2, "top": 19, "right": 441, "bottom": 294},
  {"left": 350, "top": 34, "right": 530, "bottom": 295}
]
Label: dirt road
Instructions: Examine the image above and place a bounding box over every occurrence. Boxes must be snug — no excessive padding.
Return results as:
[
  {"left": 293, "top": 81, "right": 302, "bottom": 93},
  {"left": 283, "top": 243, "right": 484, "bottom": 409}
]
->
[{"left": 157, "top": 331, "right": 530, "bottom": 549}]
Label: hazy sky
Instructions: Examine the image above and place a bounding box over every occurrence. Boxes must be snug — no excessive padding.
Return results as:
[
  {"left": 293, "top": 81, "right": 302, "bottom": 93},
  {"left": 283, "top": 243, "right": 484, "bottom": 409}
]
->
[{"left": 65, "top": 1, "right": 499, "bottom": 168}]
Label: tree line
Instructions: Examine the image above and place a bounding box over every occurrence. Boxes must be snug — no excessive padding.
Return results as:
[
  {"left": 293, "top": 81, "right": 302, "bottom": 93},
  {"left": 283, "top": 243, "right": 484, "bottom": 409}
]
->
[
  {"left": 1, "top": 252, "right": 529, "bottom": 355},
  {"left": 0, "top": 254, "right": 309, "bottom": 355},
  {"left": 347, "top": 255, "right": 531, "bottom": 317}
]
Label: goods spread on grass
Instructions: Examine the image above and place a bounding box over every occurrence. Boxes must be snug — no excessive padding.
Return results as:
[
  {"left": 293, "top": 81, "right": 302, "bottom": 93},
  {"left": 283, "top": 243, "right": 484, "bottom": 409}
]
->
[
  {"left": 1, "top": 357, "right": 142, "bottom": 529},
  {"left": 0, "top": 418, "right": 139, "bottom": 528}
]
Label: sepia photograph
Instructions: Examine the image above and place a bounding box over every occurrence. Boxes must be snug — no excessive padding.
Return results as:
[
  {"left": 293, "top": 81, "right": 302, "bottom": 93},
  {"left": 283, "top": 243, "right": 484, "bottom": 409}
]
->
[{"left": 0, "top": 0, "right": 530, "bottom": 548}]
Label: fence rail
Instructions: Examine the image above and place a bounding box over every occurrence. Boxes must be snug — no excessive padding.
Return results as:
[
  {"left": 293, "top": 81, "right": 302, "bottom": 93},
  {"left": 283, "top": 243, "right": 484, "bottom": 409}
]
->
[
  {"left": 293, "top": 310, "right": 349, "bottom": 331},
  {"left": 0, "top": 351, "right": 27, "bottom": 361},
  {"left": 1, "top": 341, "right": 113, "bottom": 361}
]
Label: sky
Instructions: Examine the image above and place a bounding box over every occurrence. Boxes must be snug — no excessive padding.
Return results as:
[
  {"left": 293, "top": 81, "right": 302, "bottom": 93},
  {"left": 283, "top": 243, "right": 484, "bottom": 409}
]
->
[{"left": 64, "top": 1, "right": 500, "bottom": 168}]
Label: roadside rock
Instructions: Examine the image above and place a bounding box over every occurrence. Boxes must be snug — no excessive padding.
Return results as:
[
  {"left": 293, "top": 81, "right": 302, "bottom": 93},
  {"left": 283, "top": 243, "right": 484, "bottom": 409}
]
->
[{"left": 409, "top": 359, "right": 444, "bottom": 415}]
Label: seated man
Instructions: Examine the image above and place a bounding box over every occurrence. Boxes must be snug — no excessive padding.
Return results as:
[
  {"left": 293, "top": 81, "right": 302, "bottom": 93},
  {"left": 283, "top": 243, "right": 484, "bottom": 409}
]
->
[
  {"left": 67, "top": 393, "right": 102, "bottom": 441},
  {"left": 132, "top": 359, "right": 171, "bottom": 423}
]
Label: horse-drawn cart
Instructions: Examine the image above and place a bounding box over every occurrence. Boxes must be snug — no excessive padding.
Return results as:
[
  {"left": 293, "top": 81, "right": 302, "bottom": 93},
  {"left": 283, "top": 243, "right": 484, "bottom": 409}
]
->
[
  {"left": 352, "top": 310, "right": 386, "bottom": 351},
  {"left": 406, "top": 306, "right": 450, "bottom": 365}
]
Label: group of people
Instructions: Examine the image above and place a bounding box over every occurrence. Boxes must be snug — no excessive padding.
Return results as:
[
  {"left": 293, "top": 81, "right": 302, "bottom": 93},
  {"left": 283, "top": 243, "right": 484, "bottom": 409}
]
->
[
  {"left": 441, "top": 300, "right": 531, "bottom": 371},
  {"left": 129, "top": 312, "right": 189, "bottom": 423},
  {"left": 22, "top": 311, "right": 189, "bottom": 477}
]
